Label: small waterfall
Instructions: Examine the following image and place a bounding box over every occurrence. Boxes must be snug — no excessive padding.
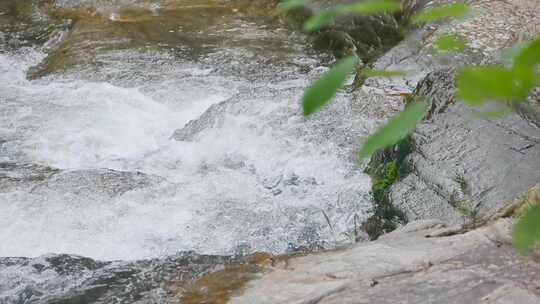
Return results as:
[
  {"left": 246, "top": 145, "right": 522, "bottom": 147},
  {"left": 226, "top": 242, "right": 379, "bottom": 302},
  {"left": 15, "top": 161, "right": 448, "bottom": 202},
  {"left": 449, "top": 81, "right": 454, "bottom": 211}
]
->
[{"left": 0, "top": 0, "right": 375, "bottom": 261}]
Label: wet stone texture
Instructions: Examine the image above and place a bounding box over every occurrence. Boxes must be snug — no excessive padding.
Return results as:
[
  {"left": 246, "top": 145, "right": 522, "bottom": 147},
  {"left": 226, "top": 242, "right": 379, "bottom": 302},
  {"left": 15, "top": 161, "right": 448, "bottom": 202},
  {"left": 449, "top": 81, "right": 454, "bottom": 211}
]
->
[{"left": 0, "top": 252, "right": 231, "bottom": 304}]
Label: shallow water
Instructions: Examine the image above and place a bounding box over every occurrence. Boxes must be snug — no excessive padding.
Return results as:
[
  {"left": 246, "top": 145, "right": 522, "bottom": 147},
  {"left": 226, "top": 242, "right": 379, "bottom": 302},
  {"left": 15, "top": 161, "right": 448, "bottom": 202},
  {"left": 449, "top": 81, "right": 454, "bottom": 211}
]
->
[{"left": 0, "top": 0, "right": 374, "bottom": 261}]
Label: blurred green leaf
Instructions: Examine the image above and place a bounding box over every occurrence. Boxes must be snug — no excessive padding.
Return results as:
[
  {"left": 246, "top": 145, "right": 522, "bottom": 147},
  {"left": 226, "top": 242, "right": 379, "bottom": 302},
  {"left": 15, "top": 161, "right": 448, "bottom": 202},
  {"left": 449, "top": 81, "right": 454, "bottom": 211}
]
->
[
  {"left": 457, "top": 66, "right": 536, "bottom": 105},
  {"left": 514, "top": 37, "right": 540, "bottom": 69},
  {"left": 513, "top": 204, "right": 540, "bottom": 254},
  {"left": 344, "top": 0, "right": 401, "bottom": 15},
  {"left": 279, "top": 0, "right": 310, "bottom": 11},
  {"left": 303, "top": 56, "right": 359, "bottom": 115},
  {"left": 513, "top": 66, "right": 539, "bottom": 91},
  {"left": 435, "top": 34, "right": 467, "bottom": 52},
  {"left": 359, "top": 101, "right": 427, "bottom": 158},
  {"left": 304, "top": 9, "right": 341, "bottom": 31},
  {"left": 304, "top": 0, "right": 401, "bottom": 31},
  {"left": 362, "top": 68, "right": 405, "bottom": 78},
  {"left": 499, "top": 41, "right": 533, "bottom": 64},
  {"left": 412, "top": 3, "right": 469, "bottom": 24}
]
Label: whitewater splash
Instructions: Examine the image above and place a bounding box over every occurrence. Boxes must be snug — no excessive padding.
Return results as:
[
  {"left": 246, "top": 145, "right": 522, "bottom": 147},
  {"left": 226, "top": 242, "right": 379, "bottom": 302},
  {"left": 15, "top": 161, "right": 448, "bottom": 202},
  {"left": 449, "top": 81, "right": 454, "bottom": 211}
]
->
[{"left": 0, "top": 1, "right": 374, "bottom": 261}]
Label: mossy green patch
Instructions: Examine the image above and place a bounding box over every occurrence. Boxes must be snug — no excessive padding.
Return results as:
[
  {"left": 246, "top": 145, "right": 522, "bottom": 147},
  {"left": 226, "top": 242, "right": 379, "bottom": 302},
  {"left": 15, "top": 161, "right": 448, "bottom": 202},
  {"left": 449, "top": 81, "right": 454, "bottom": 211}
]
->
[{"left": 362, "top": 136, "right": 414, "bottom": 239}]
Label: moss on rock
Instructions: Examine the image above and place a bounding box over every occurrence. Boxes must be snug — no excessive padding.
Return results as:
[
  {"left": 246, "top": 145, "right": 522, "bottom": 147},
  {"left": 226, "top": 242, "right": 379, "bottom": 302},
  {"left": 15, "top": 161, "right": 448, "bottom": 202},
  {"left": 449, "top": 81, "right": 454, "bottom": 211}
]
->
[{"left": 362, "top": 135, "right": 415, "bottom": 239}]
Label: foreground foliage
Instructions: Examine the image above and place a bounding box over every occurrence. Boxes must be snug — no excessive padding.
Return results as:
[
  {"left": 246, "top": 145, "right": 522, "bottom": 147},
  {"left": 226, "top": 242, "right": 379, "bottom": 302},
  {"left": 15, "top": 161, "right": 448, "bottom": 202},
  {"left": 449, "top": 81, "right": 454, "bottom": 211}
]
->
[{"left": 283, "top": 0, "right": 540, "bottom": 252}]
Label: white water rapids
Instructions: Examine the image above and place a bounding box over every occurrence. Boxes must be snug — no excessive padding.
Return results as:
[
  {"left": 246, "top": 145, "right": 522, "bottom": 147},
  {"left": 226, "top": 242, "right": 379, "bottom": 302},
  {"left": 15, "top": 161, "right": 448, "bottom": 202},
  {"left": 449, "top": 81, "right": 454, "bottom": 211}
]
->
[{"left": 0, "top": 1, "right": 375, "bottom": 261}]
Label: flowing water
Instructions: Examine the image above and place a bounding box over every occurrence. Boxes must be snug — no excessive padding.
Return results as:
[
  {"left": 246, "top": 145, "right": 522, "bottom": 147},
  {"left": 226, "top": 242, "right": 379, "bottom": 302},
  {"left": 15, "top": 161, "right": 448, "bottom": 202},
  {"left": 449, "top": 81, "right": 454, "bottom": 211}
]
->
[{"left": 0, "top": 0, "right": 376, "bottom": 262}]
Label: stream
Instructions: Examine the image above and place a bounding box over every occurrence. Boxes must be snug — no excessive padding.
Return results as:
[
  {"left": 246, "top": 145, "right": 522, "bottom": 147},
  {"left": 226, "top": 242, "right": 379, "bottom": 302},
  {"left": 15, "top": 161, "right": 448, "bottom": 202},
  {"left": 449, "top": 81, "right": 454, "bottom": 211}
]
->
[
  {"left": 0, "top": 1, "right": 401, "bottom": 302},
  {"left": 0, "top": 0, "right": 376, "bottom": 264}
]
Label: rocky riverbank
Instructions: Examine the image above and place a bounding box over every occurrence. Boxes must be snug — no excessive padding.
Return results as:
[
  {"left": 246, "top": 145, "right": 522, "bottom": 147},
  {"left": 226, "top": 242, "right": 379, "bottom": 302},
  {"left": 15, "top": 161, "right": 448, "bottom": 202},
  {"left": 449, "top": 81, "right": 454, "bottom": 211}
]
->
[
  {"left": 179, "top": 0, "right": 540, "bottom": 302},
  {"left": 365, "top": 0, "right": 540, "bottom": 228},
  {"left": 1, "top": 0, "right": 539, "bottom": 303}
]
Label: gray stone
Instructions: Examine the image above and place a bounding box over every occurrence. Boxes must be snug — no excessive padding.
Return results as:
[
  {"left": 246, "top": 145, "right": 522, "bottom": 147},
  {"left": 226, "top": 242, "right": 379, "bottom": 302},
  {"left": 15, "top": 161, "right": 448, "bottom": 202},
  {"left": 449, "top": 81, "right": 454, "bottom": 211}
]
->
[
  {"left": 230, "top": 219, "right": 540, "bottom": 304},
  {"left": 360, "top": 0, "right": 540, "bottom": 226},
  {"left": 391, "top": 69, "right": 540, "bottom": 225}
]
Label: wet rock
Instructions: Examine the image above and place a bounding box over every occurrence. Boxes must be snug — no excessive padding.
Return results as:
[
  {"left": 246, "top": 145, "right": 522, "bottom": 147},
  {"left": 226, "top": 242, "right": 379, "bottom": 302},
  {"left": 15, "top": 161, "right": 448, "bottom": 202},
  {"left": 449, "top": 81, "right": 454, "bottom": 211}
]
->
[
  {"left": 27, "top": 0, "right": 313, "bottom": 79},
  {"left": 0, "top": 252, "right": 231, "bottom": 304},
  {"left": 177, "top": 252, "right": 279, "bottom": 304},
  {"left": 289, "top": 0, "right": 408, "bottom": 62},
  {"left": 171, "top": 100, "right": 228, "bottom": 142},
  {"left": 313, "top": 30, "right": 359, "bottom": 59},
  {"left": 0, "top": 162, "right": 59, "bottom": 192},
  {"left": 0, "top": 1, "right": 67, "bottom": 52},
  {"left": 261, "top": 175, "right": 282, "bottom": 190},
  {"left": 30, "top": 168, "right": 162, "bottom": 198}
]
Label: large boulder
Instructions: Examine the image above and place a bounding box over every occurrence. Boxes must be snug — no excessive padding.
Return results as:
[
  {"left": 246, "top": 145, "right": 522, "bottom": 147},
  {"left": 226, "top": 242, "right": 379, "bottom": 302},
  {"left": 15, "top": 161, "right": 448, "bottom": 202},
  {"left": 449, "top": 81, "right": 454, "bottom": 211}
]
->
[
  {"left": 390, "top": 69, "right": 540, "bottom": 225},
  {"left": 360, "top": 0, "right": 540, "bottom": 226},
  {"left": 284, "top": 0, "right": 422, "bottom": 61}
]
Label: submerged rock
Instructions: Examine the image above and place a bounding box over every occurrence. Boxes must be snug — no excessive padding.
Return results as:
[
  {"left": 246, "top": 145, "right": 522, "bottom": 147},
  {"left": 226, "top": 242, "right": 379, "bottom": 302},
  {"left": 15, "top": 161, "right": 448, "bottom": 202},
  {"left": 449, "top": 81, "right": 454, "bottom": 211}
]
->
[
  {"left": 171, "top": 100, "right": 228, "bottom": 142},
  {"left": 0, "top": 162, "right": 59, "bottom": 192},
  {"left": 31, "top": 168, "right": 161, "bottom": 197},
  {"left": 0, "top": 252, "right": 231, "bottom": 304},
  {"left": 0, "top": 163, "right": 160, "bottom": 196}
]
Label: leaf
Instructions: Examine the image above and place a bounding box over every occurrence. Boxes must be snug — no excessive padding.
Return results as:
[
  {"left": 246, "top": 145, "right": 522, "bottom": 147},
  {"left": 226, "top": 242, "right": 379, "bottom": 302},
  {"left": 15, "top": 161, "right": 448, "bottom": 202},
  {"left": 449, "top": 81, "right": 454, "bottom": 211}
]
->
[
  {"left": 514, "top": 37, "right": 540, "bottom": 69},
  {"left": 303, "top": 9, "right": 340, "bottom": 31},
  {"left": 499, "top": 41, "right": 533, "bottom": 64},
  {"left": 304, "top": 0, "right": 401, "bottom": 31},
  {"left": 435, "top": 34, "right": 467, "bottom": 52},
  {"left": 359, "top": 101, "right": 427, "bottom": 158},
  {"left": 412, "top": 3, "right": 470, "bottom": 24},
  {"left": 457, "top": 66, "right": 534, "bottom": 105},
  {"left": 513, "top": 204, "right": 540, "bottom": 254},
  {"left": 362, "top": 68, "right": 405, "bottom": 78},
  {"left": 303, "top": 56, "right": 359, "bottom": 115},
  {"left": 344, "top": 0, "right": 401, "bottom": 15},
  {"left": 279, "top": 0, "right": 310, "bottom": 11},
  {"left": 511, "top": 66, "right": 539, "bottom": 94}
]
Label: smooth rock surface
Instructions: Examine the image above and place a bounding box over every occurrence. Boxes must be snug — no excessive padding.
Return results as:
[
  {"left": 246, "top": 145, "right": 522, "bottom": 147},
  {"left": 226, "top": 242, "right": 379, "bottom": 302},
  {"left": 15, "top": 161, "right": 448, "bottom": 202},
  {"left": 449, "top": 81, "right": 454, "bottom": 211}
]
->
[{"left": 230, "top": 219, "right": 540, "bottom": 304}]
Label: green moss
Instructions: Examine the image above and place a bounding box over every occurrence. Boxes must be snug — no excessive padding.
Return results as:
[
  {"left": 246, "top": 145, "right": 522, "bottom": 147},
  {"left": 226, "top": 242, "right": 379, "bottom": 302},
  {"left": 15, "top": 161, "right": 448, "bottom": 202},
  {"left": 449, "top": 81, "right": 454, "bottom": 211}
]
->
[
  {"left": 362, "top": 136, "right": 414, "bottom": 240},
  {"left": 372, "top": 161, "right": 398, "bottom": 202},
  {"left": 367, "top": 134, "right": 415, "bottom": 178}
]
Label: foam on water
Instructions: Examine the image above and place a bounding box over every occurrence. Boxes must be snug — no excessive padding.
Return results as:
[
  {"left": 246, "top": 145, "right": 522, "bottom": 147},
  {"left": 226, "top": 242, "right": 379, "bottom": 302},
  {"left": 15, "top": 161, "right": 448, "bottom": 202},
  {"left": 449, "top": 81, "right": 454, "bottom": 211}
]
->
[
  {"left": 0, "top": 50, "right": 237, "bottom": 170},
  {"left": 0, "top": 15, "right": 373, "bottom": 261}
]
